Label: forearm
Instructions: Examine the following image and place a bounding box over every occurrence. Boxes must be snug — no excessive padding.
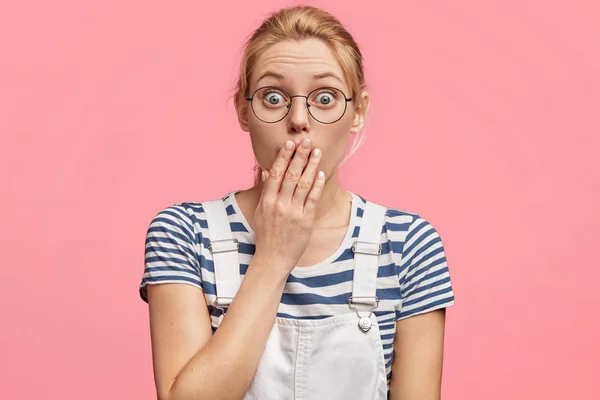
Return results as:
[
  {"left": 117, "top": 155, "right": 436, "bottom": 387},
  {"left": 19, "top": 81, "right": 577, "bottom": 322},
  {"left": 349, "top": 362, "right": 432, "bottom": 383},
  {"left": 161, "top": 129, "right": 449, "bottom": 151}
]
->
[{"left": 167, "top": 257, "right": 289, "bottom": 400}]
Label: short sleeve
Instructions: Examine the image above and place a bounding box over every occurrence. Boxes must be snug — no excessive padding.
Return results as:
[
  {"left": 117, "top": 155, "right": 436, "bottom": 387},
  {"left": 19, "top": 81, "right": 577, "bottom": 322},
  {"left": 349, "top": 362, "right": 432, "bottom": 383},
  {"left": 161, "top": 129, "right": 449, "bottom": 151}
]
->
[
  {"left": 396, "top": 216, "right": 455, "bottom": 320},
  {"left": 139, "top": 204, "right": 203, "bottom": 302}
]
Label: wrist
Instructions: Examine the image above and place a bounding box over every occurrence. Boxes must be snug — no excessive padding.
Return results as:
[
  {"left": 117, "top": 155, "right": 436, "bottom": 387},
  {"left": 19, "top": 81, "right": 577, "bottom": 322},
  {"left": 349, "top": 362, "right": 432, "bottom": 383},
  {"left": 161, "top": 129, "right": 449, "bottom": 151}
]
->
[{"left": 249, "top": 254, "right": 292, "bottom": 285}]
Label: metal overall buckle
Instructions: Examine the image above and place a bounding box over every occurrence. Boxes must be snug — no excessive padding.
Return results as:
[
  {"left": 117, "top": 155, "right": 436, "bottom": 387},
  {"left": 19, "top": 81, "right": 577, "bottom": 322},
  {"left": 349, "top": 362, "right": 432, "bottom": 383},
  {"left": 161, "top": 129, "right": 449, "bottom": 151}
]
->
[
  {"left": 348, "top": 296, "right": 380, "bottom": 333},
  {"left": 208, "top": 238, "right": 239, "bottom": 254},
  {"left": 214, "top": 296, "right": 232, "bottom": 326}
]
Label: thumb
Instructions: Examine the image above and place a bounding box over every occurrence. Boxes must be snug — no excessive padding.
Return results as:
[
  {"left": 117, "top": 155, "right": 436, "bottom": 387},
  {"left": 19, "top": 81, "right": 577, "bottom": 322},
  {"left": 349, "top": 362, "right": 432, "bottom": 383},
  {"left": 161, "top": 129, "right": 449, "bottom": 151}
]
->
[
  {"left": 258, "top": 170, "right": 270, "bottom": 204},
  {"left": 261, "top": 170, "right": 270, "bottom": 182}
]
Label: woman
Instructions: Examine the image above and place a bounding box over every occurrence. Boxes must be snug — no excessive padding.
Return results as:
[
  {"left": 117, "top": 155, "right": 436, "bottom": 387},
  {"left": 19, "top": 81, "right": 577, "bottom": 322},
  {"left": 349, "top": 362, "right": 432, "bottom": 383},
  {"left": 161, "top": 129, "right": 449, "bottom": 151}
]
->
[{"left": 140, "top": 5, "right": 455, "bottom": 400}]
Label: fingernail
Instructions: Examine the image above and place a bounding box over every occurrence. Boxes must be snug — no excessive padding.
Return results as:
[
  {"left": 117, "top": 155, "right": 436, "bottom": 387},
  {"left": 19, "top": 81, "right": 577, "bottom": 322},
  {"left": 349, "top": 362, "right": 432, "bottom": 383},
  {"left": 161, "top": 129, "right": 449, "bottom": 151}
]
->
[
  {"left": 318, "top": 171, "right": 325, "bottom": 180},
  {"left": 285, "top": 141, "right": 293, "bottom": 151},
  {"left": 302, "top": 138, "right": 311, "bottom": 149},
  {"left": 261, "top": 171, "right": 266, "bottom": 182},
  {"left": 313, "top": 148, "right": 321, "bottom": 158}
]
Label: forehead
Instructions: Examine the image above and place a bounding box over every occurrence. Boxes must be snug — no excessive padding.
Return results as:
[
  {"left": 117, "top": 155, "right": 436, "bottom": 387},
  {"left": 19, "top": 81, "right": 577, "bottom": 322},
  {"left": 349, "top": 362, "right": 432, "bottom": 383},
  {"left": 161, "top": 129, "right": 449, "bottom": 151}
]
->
[{"left": 251, "top": 38, "right": 348, "bottom": 89}]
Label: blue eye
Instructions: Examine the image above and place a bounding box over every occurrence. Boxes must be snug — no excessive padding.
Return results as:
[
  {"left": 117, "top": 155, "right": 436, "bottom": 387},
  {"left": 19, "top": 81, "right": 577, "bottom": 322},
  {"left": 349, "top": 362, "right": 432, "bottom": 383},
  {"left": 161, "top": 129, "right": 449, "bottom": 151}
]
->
[
  {"left": 265, "top": 92, "right": 285, "bottom": 105},
  {"left": 316, "top": 93, "right": 333, "bottom": 105},
  {"left": 310, "top": 89, "right": 340, "bottom": 107}
]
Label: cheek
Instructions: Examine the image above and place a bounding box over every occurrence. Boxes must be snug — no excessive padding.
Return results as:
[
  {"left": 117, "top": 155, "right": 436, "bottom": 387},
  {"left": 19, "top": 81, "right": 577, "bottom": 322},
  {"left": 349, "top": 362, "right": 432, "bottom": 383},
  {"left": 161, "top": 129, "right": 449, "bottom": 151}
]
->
[
  {"left": 316, "top": 133, "right": 352, "bottom": 169},
  {"left": 248, "top": 127, "right": 282, "bottom": 169}
]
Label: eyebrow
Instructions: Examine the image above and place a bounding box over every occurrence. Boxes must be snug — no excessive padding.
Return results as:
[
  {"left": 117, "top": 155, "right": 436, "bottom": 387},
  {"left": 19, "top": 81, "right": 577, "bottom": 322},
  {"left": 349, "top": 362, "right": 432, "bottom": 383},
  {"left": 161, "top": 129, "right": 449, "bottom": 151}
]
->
[{"left": 256, "top": 71, "right": 344, "bottom": 85}]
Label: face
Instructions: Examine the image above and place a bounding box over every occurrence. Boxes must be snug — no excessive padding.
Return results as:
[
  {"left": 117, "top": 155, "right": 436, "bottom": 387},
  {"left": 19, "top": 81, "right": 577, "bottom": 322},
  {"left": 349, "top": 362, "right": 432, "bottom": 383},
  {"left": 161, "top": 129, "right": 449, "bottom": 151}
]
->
[{"left": 235, "top": 38, "right": 369, "bottom": 178}]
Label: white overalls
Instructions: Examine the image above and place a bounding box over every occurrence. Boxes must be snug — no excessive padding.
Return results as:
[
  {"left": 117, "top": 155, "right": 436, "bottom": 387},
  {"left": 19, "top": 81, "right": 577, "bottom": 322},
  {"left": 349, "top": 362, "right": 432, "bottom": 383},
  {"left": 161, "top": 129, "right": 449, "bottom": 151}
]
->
[{"left": 202, "top": 197, "right": 390, "bottom": 400}]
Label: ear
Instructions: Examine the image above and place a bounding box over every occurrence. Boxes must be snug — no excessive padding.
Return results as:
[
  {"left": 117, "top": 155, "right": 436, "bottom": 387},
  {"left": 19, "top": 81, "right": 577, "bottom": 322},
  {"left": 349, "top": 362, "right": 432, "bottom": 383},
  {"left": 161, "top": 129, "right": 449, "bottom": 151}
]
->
[
  {"left": 349, "top": 90, "right": 370, "bottom": 134},
  {"left": 234, "top": 91, "right": 251, "bottom": 132}
]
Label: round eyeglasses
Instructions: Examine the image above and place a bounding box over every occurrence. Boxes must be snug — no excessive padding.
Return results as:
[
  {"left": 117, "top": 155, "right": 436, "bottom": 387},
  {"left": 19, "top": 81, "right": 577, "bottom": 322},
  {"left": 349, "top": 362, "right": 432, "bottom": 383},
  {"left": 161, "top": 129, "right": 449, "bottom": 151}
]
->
[{"left": 246, "top": 86, "right": 352, "bottom": 124}]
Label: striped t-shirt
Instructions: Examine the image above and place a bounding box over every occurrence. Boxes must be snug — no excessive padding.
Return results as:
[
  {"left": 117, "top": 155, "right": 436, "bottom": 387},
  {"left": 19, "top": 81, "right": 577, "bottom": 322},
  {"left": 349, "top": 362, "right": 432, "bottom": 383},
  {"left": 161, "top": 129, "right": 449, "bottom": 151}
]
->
[{"left": 140, "top": 190, "right": 455, "bottom": 387}]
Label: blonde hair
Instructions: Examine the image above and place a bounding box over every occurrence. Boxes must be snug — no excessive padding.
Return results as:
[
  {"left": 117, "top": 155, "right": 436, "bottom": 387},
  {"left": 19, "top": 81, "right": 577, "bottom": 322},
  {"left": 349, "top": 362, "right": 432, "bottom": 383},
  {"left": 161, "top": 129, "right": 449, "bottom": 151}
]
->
[{"left": 235, "top": 5, "right": 369, "bottom": 185}]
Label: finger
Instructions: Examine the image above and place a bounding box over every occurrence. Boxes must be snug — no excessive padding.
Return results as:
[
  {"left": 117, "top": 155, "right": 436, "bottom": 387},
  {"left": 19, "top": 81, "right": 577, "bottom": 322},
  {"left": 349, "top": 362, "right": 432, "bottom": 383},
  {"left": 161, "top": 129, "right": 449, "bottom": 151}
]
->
[
  {"left": 303, "top": 169, "right": 325, "bottom": 216},
  {"left": 291, "top": 147, "right": 321, "bottom": 209},
  {"left": 257, "top": 170, "right": 270, "bottom": 202},
  {"left": 260, "top": 169, "right": 270, "bottom": 184},
  {"left": 279, "top": 138, "right": 313, "bottom": 203},
  {"left": 264, "top": 140, "right": 295, "bottom": 201}
]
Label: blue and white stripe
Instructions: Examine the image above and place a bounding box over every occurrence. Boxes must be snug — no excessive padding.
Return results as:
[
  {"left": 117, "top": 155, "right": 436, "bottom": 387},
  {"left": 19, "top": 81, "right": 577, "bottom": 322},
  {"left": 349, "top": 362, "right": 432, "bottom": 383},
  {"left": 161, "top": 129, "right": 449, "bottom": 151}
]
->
[{"left": 140, "top": 191, "right": 455, "bottom": 387}]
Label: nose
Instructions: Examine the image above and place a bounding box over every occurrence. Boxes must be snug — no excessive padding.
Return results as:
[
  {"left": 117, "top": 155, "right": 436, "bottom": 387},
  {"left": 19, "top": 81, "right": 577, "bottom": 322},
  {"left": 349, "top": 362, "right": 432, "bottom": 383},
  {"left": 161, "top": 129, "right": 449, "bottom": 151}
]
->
[{"left": 287, "top": 97, "right": 310, "bottom": 134}]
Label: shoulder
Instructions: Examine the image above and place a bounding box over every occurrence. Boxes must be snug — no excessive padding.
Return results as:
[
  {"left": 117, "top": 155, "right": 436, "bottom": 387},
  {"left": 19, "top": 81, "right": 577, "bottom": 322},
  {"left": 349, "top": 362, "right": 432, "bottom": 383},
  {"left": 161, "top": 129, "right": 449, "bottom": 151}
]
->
[
  {"left": 148, "top": 190, "right": 235, "bottom": 228},
  {"left": 148, "top": 202, "right": 205, "bottom": 229},
  {"left": 354, "top": 193, "right": 444, "bottom": 254},
  {"left": 353, "top": 193, "right": 421, "bottom": 236},
  {"left": 146, "top": 191, "right": 238, "bottom": 239}
]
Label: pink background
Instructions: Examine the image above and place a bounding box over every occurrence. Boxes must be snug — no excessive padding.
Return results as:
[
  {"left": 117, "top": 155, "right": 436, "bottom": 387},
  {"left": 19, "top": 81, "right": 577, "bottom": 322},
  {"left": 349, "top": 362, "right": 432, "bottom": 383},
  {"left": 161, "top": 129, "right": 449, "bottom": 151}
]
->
[{"left": 1, "top": 0, "right": 598, "bottom": 399}]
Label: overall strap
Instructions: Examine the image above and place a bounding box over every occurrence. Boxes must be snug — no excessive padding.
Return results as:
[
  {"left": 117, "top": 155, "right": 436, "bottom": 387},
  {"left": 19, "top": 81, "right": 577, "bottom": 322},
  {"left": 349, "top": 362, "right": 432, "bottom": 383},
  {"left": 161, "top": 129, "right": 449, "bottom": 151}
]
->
[
  {"left": 350, "top": 200, "right": 387, "bottom": 306},
  {"left": 202, "top": 199, "right": 240, "bottom": 307}
]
